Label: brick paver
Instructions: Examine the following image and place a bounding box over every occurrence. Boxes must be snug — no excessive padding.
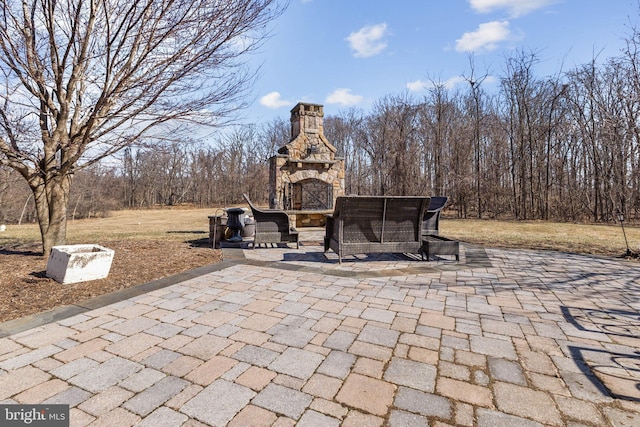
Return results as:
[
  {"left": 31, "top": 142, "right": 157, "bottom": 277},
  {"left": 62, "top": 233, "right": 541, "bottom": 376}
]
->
[
  {"left": 336, "top": 373, "right": 396, "bottom": 416},
  {"left": 1, "top": 236, "right": 640, "bottom": 426},
  {"left": 252, "top": 383, "right": 312, "bottom": 420}
]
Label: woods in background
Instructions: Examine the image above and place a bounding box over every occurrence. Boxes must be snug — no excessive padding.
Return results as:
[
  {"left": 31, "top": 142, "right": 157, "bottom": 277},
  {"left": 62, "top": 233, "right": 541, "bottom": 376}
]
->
[{"left": 3, "top": 45, "right": 640, "bottom": 225}]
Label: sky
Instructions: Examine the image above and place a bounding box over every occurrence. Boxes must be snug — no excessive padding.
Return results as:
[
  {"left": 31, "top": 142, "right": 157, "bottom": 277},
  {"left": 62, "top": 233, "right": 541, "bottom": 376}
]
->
[{"left": 238, "top": 0, "right": 639, "bottom": 125}]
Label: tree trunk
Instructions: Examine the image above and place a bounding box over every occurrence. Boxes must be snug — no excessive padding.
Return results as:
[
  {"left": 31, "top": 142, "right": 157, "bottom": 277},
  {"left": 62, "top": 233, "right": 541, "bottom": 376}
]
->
[{"left": 31, "top": 174, "right": 72, "bottom": 256}]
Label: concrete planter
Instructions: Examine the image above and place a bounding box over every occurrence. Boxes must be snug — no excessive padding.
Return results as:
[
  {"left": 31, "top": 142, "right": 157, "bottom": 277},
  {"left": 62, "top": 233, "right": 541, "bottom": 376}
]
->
[{"left": 46, "top": 244, "right": 115, "bottom": 284}]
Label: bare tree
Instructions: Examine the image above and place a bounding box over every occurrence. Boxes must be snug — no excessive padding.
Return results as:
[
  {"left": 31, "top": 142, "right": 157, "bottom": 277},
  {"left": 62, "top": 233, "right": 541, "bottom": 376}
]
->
[
  {"left": 500, "top": 50, "right": 548, "bottom": 219},
  {"left": 0, "top": 0, "right": 285, "bottom": 254},
  {"left": 364, "top": 93, "right": 420, "bottom": 196},
  {"left": 0, "top": 164, "right": 31, "bottom": 222},
  {"left": 418, "top": 81, "right": 456, "bottom": 197},
  {"left": 324, "top": 108, "right": 365, "bottom": 194},
  {"left": 69, "top": 164, "right": 121, "bottom": 219},
  {"left": 462, "top": 56, "right": 490, "bottom": 218},
  {"left": 188, "top": 146, "right": 224, "bottom": 207}
]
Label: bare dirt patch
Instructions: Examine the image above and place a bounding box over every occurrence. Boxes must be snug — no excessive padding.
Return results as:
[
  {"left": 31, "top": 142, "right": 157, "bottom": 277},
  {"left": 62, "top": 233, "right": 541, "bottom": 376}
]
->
[{"left": 0, "top": 240, "right": 222, "bottom": 323}]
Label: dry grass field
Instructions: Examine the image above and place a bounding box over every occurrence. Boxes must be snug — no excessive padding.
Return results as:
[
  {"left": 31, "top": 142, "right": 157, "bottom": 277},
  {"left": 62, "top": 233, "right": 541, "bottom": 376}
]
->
[
  {"left": 441, "top": 216, "right": 640, "bottom": 257},
  {"left": 1, "top": 207, "right": 639, "bottom": 323}
]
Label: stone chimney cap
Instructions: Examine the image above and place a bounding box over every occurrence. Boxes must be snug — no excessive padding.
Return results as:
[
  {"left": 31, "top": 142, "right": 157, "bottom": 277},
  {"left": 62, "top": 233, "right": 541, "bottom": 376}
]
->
[{"left": 290, "top": 102, "right": 324, "bottom": 116}]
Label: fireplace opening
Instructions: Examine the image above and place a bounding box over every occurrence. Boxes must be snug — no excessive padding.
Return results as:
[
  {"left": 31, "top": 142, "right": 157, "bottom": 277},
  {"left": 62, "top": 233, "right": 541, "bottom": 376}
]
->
[{"left": 285, "top": 179, "right": 333, "bottom": 211}]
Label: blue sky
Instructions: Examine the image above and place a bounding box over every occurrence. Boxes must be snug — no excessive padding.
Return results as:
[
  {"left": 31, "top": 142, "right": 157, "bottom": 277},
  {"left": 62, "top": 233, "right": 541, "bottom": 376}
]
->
[{"left": 243, "top": 0, "right": 638, "bottom": 123}]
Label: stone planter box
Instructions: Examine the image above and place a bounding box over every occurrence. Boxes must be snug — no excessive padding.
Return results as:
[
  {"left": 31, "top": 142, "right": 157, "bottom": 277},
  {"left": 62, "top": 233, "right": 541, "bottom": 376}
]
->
[{"left": 46, "top": 244, "right": 115, "bottom": 284}]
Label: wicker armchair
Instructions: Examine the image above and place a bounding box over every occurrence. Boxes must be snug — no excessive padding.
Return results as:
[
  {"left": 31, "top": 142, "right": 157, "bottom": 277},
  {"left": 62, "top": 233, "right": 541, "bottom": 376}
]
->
[
  {"left": 324, "top": 196, "right": 430, "bottom": 263},
  {"left": 422, "top": 196, "right": 448, "bottom": 237},
  {"left": 243, "top": 194, "right": 299, "bottom": 249}
]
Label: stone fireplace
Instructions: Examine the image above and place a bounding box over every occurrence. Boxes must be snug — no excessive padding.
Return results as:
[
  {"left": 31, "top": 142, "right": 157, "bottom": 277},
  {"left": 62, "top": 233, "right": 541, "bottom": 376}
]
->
[{"left": 269, "top": 103, "right": 345, "bottom": 227}]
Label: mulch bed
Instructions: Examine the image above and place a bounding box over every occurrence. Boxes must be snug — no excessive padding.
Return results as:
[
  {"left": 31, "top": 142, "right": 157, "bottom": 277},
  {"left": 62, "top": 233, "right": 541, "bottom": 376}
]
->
[{"left": 0, "top": 240, "right": 222, "bottom": 323}]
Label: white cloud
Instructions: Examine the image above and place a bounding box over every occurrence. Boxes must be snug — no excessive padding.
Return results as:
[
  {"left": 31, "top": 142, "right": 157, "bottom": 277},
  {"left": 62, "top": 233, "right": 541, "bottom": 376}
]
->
[
  {"left": 406, "top": 80, "right": 429, "bottom": 92},
  {"left": 455, "top": 20, "right": 511, "bottom": 52},
  {"left": 469, "top": 0, "right": 556, "bottom": 17},
  {"left": 407, "top": 76, "right": 467, "bottom": 92},
  {"left": 483, "top": 75, "right": 498, "bottom": 85},
  {"left": 259, "top": 91, "right": 292, "bottom": 109},
  {"left": 325, "top": 88, "right": 363, "bottom": 106},
  {"left": 346, "top": 23, "right": 388, "bottom": 58}
]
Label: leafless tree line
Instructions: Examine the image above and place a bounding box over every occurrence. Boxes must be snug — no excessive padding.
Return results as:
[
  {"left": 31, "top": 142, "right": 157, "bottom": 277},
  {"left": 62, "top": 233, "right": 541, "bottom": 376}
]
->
[
  {"left": 321, "top": 50, "right": 640, "bottom": 223},
  {"left": 3, "top": 45, "right": 640, "bottom": 224},
  {"left": 326, "top": 46, "right": 640, "bottom": 223},
  {"left": 0, "top": 0, "right": 285, "bottom": 253}
]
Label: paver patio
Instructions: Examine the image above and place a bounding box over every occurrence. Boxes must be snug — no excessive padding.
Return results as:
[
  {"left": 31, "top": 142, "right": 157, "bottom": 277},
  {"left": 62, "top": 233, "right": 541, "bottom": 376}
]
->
[{"left": 1, "top": 230, "right": 640, "bottom": 426}]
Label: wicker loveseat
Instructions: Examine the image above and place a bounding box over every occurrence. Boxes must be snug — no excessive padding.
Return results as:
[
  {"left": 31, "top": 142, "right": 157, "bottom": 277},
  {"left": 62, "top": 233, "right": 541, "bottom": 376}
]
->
[
  {"left": 324, "top": 196, "right": 430, "bottom": 263},
  {"left": 243, "top": 194, "right": 299, "bottom": 249}
]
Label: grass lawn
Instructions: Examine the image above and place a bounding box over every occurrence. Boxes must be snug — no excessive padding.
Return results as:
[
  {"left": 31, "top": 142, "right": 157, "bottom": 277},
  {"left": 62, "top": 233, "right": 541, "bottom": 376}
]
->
[
  {"left": 1, "top": 208, "right": 218, "bottom": 246},
  {"left": 441, "top": 217, "right": 639, "bottom": 258},
  {"left": 2, "top": 208, "right": 638, "bottom": 258}
]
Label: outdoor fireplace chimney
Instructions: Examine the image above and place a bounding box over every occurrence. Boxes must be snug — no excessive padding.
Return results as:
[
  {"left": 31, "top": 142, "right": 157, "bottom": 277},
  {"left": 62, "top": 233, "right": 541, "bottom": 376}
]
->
[{"left": 268, "top": 103, "right": 345, "bottom": 227}]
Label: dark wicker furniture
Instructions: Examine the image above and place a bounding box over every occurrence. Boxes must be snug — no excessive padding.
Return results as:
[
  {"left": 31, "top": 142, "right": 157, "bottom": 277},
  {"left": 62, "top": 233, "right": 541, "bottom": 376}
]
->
[
  {"left": 324, "top": 196, "right": 430, "bottom": 263},
  {"left": 420, "top": 196, "right": 459, "bottom": 260},
  {"left": 422, "top": 196, "right": 448, "bottom": 237},
  {"left": 243, "top": 194, "right": 299, "bottom": 249},
  {"left": 421, "top": 235, "right": 459, "bottom": 261}
]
